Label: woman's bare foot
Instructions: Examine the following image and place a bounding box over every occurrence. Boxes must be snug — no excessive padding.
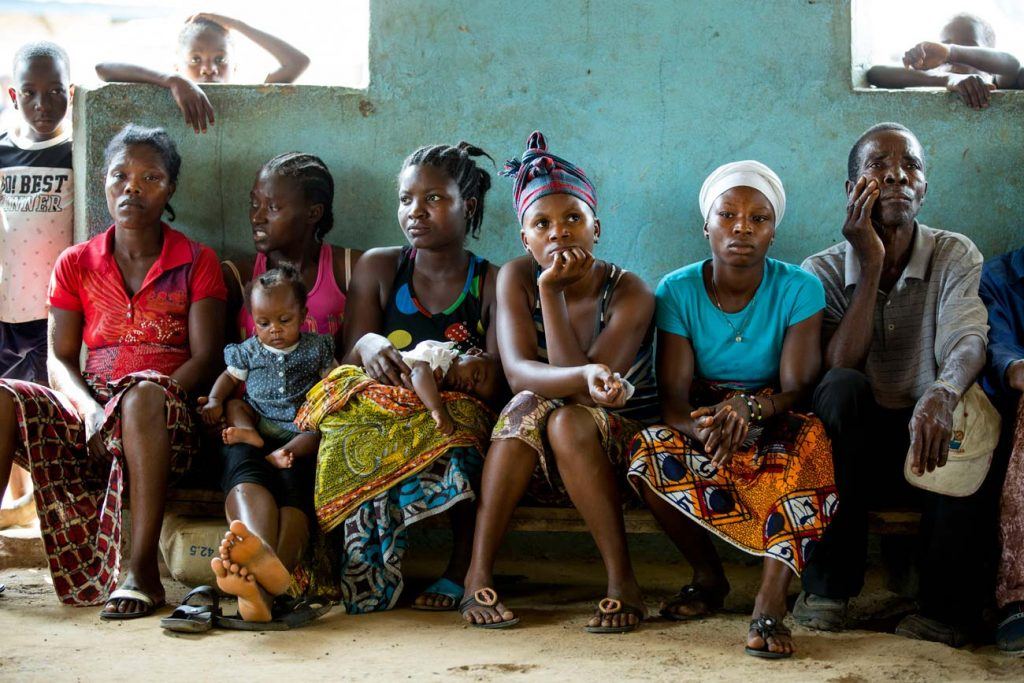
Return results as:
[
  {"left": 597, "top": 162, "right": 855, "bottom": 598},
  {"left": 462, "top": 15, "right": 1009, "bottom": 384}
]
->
[
  {"left": 219, "top": 519, "right": 291, "bottom": 595},
  {"left": 0, "top": 492, "right": 37, "bottom": 529},
  {"left": 586, "top": 579, "right": 647, "bottom": 630},
  {"left": 222, "top": 426, "right": 264, "bottom": 448},
  {"left": 211, "top": 557, "right": 272, "bottom": 622}
]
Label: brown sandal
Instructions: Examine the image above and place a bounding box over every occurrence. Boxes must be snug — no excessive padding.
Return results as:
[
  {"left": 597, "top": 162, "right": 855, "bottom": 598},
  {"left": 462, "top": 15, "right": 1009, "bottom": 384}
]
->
[
  {"left": 457, "top": 587, "right": 519, "bottom": 629},
  {"left": 585, "top": 597, "right": 644, "bottom": 634}
]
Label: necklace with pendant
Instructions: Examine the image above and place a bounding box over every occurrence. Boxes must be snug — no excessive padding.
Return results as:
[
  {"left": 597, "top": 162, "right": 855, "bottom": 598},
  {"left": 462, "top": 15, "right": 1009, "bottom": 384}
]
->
[{"left": 709, "top": 268, "right": 757, "bottom": 343}]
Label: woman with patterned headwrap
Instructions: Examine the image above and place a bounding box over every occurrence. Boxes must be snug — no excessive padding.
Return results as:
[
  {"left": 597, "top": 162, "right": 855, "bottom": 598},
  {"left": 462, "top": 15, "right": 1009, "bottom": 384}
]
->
[
  {"left": 460, "top": 131, "right": 658, "bottom": 633},
  {"left": 628, "top": 160, "right": 836, "bottom": 659}
]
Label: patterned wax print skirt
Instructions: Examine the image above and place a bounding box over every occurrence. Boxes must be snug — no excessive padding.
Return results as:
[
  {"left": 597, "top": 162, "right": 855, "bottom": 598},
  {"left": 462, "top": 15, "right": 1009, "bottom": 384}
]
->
[
  {"left": 296, "top": 365, "right": 493, "bottom": 612},
  {"left": 491, "top": 390, "right": 649, "bottom": 506},
  {"left": 627, "top": 383, "right": 837, "bottom": 574},
  {"left": 0, "top": 372, "right": 194, "bottom": 604}
]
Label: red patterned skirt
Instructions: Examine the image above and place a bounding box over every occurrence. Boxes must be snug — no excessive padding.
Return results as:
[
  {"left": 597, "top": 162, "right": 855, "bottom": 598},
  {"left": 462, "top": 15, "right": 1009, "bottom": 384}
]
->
[{"left": 1, "top": 372, "right": 194, "bottom": 605}]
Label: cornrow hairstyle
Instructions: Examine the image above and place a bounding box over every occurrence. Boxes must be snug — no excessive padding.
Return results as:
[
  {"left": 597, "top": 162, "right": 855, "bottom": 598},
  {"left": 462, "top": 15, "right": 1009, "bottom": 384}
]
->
[
  {"left": 103, "top": 124, "right": 182, "bottom": 221},
  {"left": 178, "top": 17, "right": 232, "bottom": 51},
  {"left": 12, "top": 41, "right": 70, "bottom": 76},
  {"left": 244, "top": 262, "right": 308, "bottom": 311},
  {"left": 846, "top": 122, "right": 924, "bottom": 182},
  {"left": 401, "top": 142, "right": 493, "bottom": 238},
  {"left": 261, "top": 152, "right": 335, "bottom": 241}
]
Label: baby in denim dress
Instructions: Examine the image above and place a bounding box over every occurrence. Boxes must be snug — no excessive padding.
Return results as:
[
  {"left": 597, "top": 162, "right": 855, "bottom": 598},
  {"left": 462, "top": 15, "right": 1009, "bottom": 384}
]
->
[{"left": 201, "top": 264, "right": 337, "bottom": 468}]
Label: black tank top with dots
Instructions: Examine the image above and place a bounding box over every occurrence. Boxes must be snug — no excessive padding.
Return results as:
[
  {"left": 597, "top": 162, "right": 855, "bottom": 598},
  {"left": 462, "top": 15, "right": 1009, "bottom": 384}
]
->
[{"left": 381, "top": 247, "right": 490, "bottom": 352}]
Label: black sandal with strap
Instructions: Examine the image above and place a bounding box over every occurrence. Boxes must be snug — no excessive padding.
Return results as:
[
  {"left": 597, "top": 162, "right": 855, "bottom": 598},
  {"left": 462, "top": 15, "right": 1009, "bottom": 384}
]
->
[
  {"left": 160, "top": 585, "right": 221, "bottom": 633},
  {"left": 458, "top": 587, "right": 519, "bottom": 629},
  {"left": 659, "top": 584, "right": 726, "bottom": 621},
  {"left": 745, "top": 614, "right": 794, "bottom": 659},
  {"left": 585, "top": 597, "right": 645, "bottom": 634}
]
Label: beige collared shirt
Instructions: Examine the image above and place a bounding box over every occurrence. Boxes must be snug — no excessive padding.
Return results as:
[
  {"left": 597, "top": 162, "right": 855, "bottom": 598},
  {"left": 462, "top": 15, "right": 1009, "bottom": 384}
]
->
[{"left": 802, "top": 224, "right": 989, "bottom": 409}]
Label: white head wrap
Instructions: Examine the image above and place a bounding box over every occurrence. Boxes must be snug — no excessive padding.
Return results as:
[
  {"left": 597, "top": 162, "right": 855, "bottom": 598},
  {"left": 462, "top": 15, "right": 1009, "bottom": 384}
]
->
[{"left": 698, "top": 160, "right": 786, "bottom": 227}]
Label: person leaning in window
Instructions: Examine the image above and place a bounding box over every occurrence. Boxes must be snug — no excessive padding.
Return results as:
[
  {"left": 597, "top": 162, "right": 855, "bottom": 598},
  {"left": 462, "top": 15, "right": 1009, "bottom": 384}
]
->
[{"left": 795, "top": 122, "right": 994, "bottom": 648}]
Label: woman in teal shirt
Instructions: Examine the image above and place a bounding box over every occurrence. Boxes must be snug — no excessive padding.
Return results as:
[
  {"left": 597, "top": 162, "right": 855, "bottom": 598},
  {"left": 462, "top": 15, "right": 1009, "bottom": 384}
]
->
[{"left": 628, "top": 160, "right": 836, "bottom": 659}]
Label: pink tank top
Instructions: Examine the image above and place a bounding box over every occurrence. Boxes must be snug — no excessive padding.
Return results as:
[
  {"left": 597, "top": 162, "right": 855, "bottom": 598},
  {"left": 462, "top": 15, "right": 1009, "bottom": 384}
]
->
[{"left": 238, "top": 243, "right": 349, "bottom": 339}]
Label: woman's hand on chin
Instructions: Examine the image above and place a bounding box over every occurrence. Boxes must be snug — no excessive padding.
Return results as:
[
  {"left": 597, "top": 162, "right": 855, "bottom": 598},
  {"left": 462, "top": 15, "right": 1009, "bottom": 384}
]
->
[{"left": 538, "top": 247, "right": 594, "bottom": 292}]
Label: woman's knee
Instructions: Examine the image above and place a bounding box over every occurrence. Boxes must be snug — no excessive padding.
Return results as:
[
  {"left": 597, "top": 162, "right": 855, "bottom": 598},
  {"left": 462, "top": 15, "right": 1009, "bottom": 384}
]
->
[
  {"left": 121, "top": 381, "right": 167, "bottom": 422},
  {"left": 546, "top": 405, "right": 601, "bottom": 456}
]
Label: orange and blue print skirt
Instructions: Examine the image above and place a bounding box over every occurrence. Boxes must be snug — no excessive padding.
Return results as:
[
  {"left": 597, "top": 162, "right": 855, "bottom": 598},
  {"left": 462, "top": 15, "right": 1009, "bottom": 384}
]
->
[{"left": 627, "top": 383, "right": 837, "bottom": 574}]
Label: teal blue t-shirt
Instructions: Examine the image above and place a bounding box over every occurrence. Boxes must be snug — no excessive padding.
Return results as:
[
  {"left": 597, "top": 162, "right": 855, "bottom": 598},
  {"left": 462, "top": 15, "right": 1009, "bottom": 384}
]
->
[{"left": 655, "top": 258, "right": 825, "bottom": 390}]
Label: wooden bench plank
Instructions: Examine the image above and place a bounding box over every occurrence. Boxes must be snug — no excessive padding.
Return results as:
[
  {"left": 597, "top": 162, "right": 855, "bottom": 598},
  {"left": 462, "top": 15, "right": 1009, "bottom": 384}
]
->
[{"left": 166, "top": 488, "right": 921, "bottom": 535}]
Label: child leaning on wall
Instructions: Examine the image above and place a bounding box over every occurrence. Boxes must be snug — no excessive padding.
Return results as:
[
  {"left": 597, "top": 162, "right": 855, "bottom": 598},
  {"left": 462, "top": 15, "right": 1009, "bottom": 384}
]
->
[
  {"left": 95, "top": 13, "right": 310, "bottom": 134},
  {"left": 866, "top": 12, "right": 1022, "bottom": 110},
  {"left": 0, "top": 41, "right": 74, "bottom": 530}
]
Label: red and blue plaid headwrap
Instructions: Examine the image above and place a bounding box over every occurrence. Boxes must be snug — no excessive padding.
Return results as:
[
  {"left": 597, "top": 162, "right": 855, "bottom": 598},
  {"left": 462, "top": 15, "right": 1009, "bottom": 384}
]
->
[{"left": 500, "top": 131, "right": 597, "bottom": 224}]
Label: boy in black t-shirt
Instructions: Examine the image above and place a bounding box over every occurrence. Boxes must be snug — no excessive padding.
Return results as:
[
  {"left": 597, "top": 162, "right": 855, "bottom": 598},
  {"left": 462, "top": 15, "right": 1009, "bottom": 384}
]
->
[{"left": 0, "top": 41, "right": 73, "bottom": 528}]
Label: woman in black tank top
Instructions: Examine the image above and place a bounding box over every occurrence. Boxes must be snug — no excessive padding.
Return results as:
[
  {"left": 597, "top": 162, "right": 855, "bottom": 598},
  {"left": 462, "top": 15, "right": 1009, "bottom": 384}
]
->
[{"left": 309, "top": 143, "right": 501, "bottom": 614}]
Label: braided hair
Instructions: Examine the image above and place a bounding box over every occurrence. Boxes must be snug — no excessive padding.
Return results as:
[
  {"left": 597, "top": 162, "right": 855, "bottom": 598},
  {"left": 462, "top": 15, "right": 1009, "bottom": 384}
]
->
[
  {"left": 103, "top": 124, "right": 182, "bottom": 221},
  {"left": 401, "top": 142, "right": 493, "bottom": 238},
  {"left": 244, "top": 262, "right": 308, "bottom": 311},
  {"left": 260, "top": 152, "right": 335, "bottom": 241}
]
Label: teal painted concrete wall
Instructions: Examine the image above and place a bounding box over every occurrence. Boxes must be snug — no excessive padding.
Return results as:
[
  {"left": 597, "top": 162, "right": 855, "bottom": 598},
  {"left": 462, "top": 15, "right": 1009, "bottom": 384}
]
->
[{"left": 74, "top": 1, "right": 1023, "bottom": 283}]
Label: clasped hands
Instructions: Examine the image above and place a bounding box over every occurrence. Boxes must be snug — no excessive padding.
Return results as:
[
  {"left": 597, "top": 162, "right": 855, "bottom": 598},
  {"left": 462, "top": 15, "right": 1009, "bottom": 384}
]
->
[{"left": 692, "top": 395, "right": 754, "bottom": 468}]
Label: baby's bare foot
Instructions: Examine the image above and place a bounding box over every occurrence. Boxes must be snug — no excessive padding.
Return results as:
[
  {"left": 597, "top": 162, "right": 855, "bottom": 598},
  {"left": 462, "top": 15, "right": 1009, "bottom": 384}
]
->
[
  {"left": 265, "top": 449, "right": 294, "bottom": 469},
  {"left": 222, "top": 426, "right": 264, "bottom": 448}
]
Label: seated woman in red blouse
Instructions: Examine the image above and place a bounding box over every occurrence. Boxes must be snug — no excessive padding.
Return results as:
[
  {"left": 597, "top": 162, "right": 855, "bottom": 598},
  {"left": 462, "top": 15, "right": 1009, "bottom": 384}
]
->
[{"left": 0, "top": 124, "right": 225, "bottom": 619}]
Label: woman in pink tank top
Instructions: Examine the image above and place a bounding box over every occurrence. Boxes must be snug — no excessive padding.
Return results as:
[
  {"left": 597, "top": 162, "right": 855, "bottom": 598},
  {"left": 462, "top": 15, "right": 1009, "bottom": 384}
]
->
[
  {"left": 217, "top": 152, "right": 361, "bottom": 615},
  {"left": 222, "top": 153, "right": 362, "bottom": 350}
]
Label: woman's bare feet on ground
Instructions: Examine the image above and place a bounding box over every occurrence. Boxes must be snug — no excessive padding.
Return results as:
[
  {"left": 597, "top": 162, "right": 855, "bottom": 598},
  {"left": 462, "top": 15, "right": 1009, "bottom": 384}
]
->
[
  {"left": 211, "top": 557, "right": 272, "bottom": 622},
  {"left": 586, "top": 581, "right": 647, "bottom": 630},
  {"left": 222, "top": 426, "right": 264, "bottom": 448},
  {"left": 219, "top": 520, "right": 292, "bottom": 595}
]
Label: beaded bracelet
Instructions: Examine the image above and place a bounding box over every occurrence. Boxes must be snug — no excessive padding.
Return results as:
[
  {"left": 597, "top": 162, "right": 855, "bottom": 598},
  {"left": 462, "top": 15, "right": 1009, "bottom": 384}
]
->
[{"left": 741, "top": 394, "right": 761, "bottom": 422}]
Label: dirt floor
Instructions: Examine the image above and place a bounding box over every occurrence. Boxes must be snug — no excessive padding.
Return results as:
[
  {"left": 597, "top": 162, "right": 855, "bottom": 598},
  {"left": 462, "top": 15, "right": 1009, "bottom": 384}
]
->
[{"left": 2, "top": 524, "right": 1024, "bottom": 683}]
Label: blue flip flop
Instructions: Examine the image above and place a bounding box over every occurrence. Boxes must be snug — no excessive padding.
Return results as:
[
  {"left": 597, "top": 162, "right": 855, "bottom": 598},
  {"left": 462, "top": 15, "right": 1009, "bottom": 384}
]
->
[{"left": 411, "top": 577, "right": 464, "bottom": 612}]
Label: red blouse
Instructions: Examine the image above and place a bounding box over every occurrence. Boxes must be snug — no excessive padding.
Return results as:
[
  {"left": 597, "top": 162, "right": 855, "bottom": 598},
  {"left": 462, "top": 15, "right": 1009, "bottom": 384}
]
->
[{"left": 48, "top": 224, "right": 226, "bottom": 382}]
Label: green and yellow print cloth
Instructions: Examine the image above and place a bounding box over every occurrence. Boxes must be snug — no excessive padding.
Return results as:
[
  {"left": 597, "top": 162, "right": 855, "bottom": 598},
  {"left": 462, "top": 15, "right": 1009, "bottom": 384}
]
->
[{"left": 296, "top": 365, "right": 494, "bottom": 533}]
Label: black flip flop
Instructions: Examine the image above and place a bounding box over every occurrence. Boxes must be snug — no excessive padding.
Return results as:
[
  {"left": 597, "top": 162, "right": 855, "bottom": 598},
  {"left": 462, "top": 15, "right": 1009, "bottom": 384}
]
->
[
  {"left": 997, "top": 603, "right": 1024, "bottom": 655},
  {"left": 215, "top": 595, "right": 332, "bottom": 631},
  {"left": 659, "top": 584, "right": 726, "bottom": 621},
  {"left": 160, "top": 585, "right": 221, "bottom": 633},
  {"left": 585, "top": 597, "right": 645, "bottom": 634},
  {"left": 458, "top": 587, "right": 520, "bottom": 629},
  {"left": 745, "top": 615, "right": 794, "bottom": 659}
]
